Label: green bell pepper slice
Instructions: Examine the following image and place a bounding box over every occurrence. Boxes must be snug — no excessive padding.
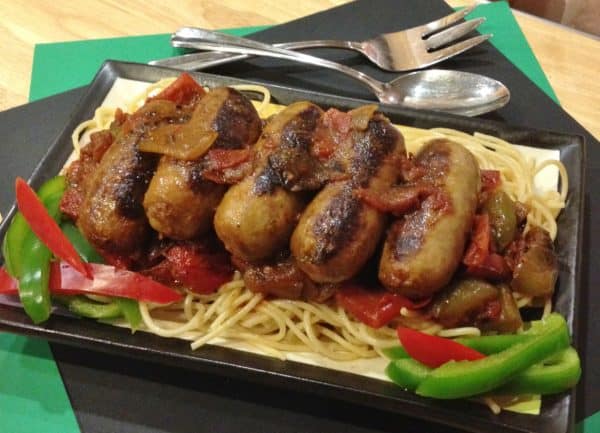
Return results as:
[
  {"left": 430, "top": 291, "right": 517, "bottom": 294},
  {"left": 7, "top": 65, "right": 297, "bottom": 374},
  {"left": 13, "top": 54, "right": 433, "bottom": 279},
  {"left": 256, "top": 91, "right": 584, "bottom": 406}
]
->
[
  {"left": 3, "top": 176, "right": 66, "bottom": 278},
  {"left": 495, "top": 347, "right": 581, "bottom": 395},
  {"left": 454, "top": 334, "right": 534, "bottom": 355},
  {"left": 2, "top": 212, "right": 27, "bottom": 277},
  {"left": 61, "top": 222, "right": 104, "bottom": 264},
  {"left": 386, "top": 358, "right": 432, "bottom": 391},
  {"left": 115, "top": 297, "right": 142, "bottom": 330},
  {"left": 62, "top": 296, "right": 122, "bottom": 319},
  {"left": 382, "top": 345, "right": 409, "bottom": 359},
  {"left": 416, "top": 313, "right": 570, "bottom": 399},
  {"left": 17, "top": 188, "right": 66, "bottom": 323}
]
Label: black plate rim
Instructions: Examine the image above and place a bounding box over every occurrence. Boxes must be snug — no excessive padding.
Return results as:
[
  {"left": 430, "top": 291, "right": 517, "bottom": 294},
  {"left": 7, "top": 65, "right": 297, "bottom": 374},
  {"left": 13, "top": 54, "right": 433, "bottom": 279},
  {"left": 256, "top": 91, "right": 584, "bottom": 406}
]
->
[{"left": 0, "top": 60, "right": 586, "bottom": 433}]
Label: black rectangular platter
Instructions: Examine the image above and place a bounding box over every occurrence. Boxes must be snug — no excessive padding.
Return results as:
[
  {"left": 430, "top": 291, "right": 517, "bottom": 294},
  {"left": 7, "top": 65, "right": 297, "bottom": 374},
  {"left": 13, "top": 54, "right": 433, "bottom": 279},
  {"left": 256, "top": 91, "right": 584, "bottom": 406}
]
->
[{"left": 0, "top": 60, "right": 585, "bottom": 433}]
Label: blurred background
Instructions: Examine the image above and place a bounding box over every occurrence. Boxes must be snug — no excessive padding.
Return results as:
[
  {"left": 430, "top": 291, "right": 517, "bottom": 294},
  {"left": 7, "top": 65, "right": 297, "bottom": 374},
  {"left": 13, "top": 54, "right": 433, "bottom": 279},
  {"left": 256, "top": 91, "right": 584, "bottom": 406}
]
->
[{"left": 507, "top": 0, "right": 600, "bottom": 36}]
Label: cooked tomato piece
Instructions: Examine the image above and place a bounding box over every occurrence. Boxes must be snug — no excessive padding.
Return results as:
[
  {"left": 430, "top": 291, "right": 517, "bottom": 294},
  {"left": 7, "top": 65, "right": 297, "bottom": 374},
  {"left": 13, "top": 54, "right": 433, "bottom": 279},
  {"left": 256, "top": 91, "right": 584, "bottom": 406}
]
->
[{"left": 336, "top": 284, "right": 430, "bottom": 329}]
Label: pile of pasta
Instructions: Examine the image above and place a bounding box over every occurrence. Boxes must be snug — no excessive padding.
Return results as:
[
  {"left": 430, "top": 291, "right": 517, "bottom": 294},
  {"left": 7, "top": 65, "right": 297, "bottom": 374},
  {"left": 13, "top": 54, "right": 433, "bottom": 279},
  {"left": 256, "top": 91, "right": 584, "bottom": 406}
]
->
[{"left": 70, "top": 77, "right": 568, "bottom": 364}]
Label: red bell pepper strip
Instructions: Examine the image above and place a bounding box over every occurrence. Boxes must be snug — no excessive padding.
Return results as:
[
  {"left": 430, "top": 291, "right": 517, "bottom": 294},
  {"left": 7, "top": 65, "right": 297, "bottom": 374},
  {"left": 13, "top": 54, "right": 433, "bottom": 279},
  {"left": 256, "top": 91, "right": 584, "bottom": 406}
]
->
[
  {"left": 0, "top": 267, "right": 18, "bottom": 295},
  {"left": 151, "top": 73, "right": 205, "bottom": 105},
  {"left": 2, "top": 263, "right": 181, "bottom": 304},
  {"left": 49, "top": 261, "right": 183, "bottom": 304},
  {"left": 397, "top": 327, "right": 486, "bottom": 368},
  {"left": 15, "top": 178, "right": 92, "bottom": 279},
  {"left": 336, "top": 285, "right": 430, "bottom": 329}
]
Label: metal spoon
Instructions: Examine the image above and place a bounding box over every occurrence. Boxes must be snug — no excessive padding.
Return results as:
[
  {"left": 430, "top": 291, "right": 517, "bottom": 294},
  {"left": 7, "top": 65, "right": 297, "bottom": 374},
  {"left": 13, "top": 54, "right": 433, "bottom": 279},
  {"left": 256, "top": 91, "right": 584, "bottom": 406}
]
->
[{"left": 170, "top": 27, "right": 510, "bottom": 116}]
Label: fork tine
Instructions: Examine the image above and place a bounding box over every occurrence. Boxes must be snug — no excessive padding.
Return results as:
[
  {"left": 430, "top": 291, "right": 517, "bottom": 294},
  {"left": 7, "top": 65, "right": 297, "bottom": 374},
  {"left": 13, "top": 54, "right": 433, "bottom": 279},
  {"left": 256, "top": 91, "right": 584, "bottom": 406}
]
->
[
  {"left": 420, "top": 4, "right": 477, "bottom": 38},
  {"left": 426, "top": 34, "right": 491, "bottom": 64},
  {"left": 426, "top": 18, "right": 485, "bottom": 51}
]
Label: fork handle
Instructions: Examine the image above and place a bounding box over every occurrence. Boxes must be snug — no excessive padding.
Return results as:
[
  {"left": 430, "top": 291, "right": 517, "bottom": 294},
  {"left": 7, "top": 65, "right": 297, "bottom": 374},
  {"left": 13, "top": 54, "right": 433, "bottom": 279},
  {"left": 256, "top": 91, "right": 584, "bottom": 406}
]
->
[
  {"left": 171, "top": 28, "right": 384, "bottom": 94},
  {"left": 151, "top": 39, "right": 362, "bottom": 70}
]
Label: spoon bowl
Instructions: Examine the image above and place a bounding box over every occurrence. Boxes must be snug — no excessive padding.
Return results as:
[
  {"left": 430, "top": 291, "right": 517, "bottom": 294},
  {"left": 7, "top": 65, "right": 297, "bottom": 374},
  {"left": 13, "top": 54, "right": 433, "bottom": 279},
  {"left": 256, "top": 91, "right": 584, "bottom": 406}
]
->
[{"left": 381, "top": 69, "right": 510, "bottom": 116}]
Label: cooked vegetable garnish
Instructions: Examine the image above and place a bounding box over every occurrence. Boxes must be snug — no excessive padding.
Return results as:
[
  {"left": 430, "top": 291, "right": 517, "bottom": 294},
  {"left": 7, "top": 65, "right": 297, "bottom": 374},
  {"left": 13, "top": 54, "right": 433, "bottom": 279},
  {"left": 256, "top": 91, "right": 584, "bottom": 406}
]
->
[
  {"left": 495, "top": 347, "right": 581, "bottom": 395},
  {"left": 15, "top": 177, "right": 92, "bottom": 279},
  {"left": 415, "top": 313, "right": 571, "bottom": 399},
  {"left": 0, "top": 267, "right": 18, "bottom": 294},
  {"left": 115, "top": 297, "right": 142, "bottom": 330},
  {"left": 58, "top": 295, "right": 123, "bottom": 319},
  {"left": 3, "top": 176, "right": 66, "bottom": 278},
  {"left": 386, "top": 358, "right": 431, "bottom": 391},
  {"left": 4, "top": 177, "right": 67, "bottom": 322},
  {"left": 455, "top": 333, "right": 534, "bottom": 355},
  {"left": 483, "top": 190, "right": 517, "bottom": 252},
  {"left": 397, "top": 327, "right": 486, "bottom": 368},
  {"left": 49, "top": 261, "right": 183, "bottom": 304},
  {"left": 2, "top": 212, "right": 27, "bottom": 277},
  {"left": 336, "top": 286, "right": 429, "bottom": 329},
  {"left": 61, "top": 222, "right": 104, "bottom": 264}
]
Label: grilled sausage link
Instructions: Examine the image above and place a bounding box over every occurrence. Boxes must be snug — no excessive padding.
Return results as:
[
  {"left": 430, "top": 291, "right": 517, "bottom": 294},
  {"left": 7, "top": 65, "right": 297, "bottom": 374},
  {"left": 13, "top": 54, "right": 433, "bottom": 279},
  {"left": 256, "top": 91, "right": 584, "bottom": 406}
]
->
[
  {"left": 291, "top": 108, "right": 406, "bottom": 283},
  {"left": 214, "top": 101, "right": 323, "bottom": 263},
  {"left": 379, "top": 139, "right": 480, "bottom": 299},
  {"left": 77, "top": 100, "right": 181, "bottom": 253},
  {"left": 143, "top": 87, "right": 261, "bottom": 240}
]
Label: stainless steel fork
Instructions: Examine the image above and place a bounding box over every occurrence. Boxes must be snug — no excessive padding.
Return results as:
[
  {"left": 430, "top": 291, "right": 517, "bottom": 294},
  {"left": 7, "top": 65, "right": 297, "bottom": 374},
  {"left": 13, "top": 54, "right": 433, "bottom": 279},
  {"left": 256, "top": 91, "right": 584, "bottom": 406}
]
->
[{"left": 152, "top": 5, "right": 489, "bottom": 72}]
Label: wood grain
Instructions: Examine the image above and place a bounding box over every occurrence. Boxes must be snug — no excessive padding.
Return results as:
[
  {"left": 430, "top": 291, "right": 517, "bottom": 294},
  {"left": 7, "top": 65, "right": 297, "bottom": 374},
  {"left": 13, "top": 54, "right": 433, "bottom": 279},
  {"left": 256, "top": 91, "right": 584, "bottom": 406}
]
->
[{"left": 0, "top": 0, "right": 598, "bottom": 139}]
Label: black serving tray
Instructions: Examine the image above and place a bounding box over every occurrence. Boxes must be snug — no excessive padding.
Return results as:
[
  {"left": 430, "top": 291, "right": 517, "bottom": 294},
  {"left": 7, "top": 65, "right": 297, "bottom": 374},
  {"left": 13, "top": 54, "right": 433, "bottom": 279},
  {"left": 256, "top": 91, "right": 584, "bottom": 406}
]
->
[{"left": 0, "top": 61, "right": 585, "bottom": 433}]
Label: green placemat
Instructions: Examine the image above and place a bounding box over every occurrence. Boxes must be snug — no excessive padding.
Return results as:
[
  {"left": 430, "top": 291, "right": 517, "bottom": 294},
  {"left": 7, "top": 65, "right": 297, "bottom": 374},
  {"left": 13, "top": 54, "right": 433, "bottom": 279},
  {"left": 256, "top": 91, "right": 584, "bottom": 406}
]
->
[
  {"left": 29, "top": 26, "right": 269, "bottom": 102},
  {"left": 4, "top": 2, "right": 576, "bottom": 432},
  {"left": 0, "top": 333, "right": 80, "bottom": 433}
]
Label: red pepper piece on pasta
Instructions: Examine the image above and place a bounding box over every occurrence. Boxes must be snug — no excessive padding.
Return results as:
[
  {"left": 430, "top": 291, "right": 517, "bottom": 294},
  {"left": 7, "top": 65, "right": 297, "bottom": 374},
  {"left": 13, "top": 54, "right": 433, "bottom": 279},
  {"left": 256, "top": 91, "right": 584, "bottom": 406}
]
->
[
  {"left": 336, "top": 285, "right": 430, "bottom": 329},
  {"left": 15, "top": 178, "right": 92, "bottom": 279},
  {"left": 151, "top": 73, "right": 205, "bottom": 105},
  {"left": 49, "top": 261, "right": 183, "bottom": 304},
  {"left": 397, "top": 327, "right": 486, "bottom": 368}
]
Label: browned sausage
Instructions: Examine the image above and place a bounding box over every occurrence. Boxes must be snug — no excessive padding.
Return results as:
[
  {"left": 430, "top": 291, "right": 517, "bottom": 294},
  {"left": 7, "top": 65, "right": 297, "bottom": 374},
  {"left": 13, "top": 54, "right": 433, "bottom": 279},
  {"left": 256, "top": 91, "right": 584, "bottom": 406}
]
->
[
  {"left": 143, "top": 87, "right": 261, "bottom": 240},
  {"left": 378, "top": 139, "right": 480, "bottom": 299},
  {"left": 214, "top": 101, "right": 323, "bottom": 263},
  {"left": 77, "top": 99, "right": 181, "bottom": 253},
  {"left": 291, "top": 107, "right": 406, "bottom": 283}
]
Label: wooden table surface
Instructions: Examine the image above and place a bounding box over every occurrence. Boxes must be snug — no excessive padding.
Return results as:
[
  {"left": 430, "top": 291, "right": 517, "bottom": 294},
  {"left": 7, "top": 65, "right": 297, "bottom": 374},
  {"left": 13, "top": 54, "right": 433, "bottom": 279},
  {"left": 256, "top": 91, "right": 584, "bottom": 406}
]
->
[{"left": 1, "top": 0, "right": 598, "bottom": 140}]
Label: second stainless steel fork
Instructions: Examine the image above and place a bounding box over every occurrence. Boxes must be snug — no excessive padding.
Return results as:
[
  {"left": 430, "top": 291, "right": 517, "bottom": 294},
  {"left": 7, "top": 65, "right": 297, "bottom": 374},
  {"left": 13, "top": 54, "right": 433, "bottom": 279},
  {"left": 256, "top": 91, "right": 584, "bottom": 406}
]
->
[{"left": 153, "top": 5, "right": 489, "bottom": 72}]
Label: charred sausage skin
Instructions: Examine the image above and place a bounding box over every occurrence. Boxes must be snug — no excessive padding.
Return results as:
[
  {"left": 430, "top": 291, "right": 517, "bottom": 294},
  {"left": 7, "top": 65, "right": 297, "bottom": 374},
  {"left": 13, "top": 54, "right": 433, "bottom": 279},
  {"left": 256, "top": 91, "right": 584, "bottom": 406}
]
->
[
  {"left": 78, "top": 100, "right": 183, "bottom": 254},
  {"left": 379, "top": 138, "right": 480, "bottom": 299},
  {"left": 143, "top": 87, "right": 261, "bottom": 240},
  {"left": 291, "top": 108, "right": 406, "bottom": 283},
  {"left": 214, "top": 102, "right": 323, "bottom": 263}
]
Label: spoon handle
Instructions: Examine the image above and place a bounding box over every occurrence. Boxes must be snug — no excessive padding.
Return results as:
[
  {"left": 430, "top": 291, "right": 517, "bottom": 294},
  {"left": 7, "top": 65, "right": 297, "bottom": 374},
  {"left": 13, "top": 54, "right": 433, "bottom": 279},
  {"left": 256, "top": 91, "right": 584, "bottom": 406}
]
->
[
  {"left": 151, "top": 39, "right": 358, "bottom": 70},
  {"left": 171, "top": 28, "right": 385, "bottom": 96}
]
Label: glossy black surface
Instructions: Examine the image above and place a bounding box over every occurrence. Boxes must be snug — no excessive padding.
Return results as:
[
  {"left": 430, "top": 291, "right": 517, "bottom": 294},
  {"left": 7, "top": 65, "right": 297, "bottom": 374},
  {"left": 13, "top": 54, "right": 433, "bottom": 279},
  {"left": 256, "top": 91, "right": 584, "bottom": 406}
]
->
[{"left": 0, "top": 61, "right": 585, "bottom": 433}]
